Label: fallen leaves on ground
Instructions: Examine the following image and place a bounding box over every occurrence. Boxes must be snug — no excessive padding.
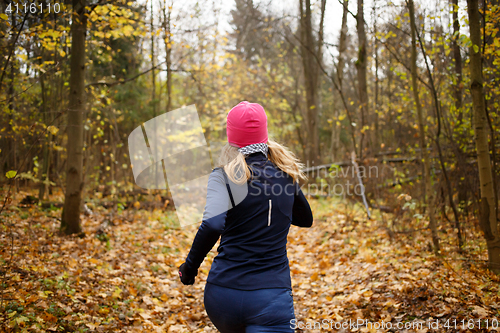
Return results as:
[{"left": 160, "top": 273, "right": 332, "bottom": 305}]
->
[{"left": 1, "top": 192, "right": 499, "bottom": 332}]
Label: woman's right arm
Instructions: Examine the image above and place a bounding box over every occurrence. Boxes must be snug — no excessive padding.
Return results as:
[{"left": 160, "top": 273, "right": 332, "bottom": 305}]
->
[
  {"left": 180, "top": 169, "right": 231, "bottom": 284},
  {"left": 291, "top": 187, "right": 313, "bottom": 227}
]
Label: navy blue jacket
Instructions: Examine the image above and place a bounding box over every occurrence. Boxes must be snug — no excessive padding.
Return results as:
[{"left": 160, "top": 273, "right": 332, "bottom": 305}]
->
[{"left": 184, "top": 152, "right": 313, "bottom": 290}]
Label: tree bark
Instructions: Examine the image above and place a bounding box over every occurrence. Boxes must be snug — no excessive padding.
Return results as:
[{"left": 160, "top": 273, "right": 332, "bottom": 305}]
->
[
  {"left": 408, "top": 0, "right": 439, "bottom": 252},
  {"left": 38, "top": 30, "right": 51, "bottom": 201},
  {"left": 299, "top": 0, "right": 324, "bottom": 164},
  {"left": 451, "top": 0, "right": 469, "bottom": 223},
  {"left": 163, "top": 0, "right": 172, "bottom": 112},
  {"left": 337, "top": 0, "right": 348, "bottom": 90},
  {"left": 467, "top": 0, "right": 500, "bottom": 273},
  {"left": 151, "top": 0, "right": 156, "bottom": 116},
  {"left": 330, "top": 0, "right": 349, "bottom": 161},
  {"left": 38, "top": 68, "right": 51, "bottom": 201},
  {"left": 356, "top": 0, "right": 369, "bottom": 158},
  {"left": 61, "top": 0, "right": 87, "bottom": 235},
  {"left": 373, "top": 1, "right": 380, "bottom": 152},
  {"left": 150, "top": 0, "right": 159, "bottom": 188},
  {"left": 451, "top": 0, "right": 463, "bottom": 120}
]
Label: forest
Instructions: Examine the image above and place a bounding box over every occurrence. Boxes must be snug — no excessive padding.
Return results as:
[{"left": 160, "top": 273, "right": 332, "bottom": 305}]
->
[{"left": 1, "top": 0, "right": 500, "bottom": 331}]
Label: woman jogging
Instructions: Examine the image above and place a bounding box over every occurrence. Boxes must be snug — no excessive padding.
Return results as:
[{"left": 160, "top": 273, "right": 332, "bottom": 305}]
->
[{"left": 178, "top": 101, "right": 313, "bottom": 333}]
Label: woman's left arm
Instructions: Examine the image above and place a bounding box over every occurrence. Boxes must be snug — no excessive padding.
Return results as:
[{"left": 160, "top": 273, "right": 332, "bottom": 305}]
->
[
  {"left": 179, "top": 169, "right": 230, "bottom": 285},
  {"left": 291, "top": 187, "right": 313, "bottom": 228}
]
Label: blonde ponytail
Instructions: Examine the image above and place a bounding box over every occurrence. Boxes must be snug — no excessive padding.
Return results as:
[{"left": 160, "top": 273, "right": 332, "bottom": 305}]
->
[
  {"left": 218, "top": 139, "right": 306, "bottom": 185},
  {"left": 218, "top": 144, "right": 251, "bottom": 185},
  {"left": 267, "top": 139, "right": 306, "bottom": 183}
]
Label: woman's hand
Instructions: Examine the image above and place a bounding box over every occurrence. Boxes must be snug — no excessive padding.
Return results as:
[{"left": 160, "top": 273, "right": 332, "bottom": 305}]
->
[{"left": 178, "top": 263, "right": 196, "bottom": 285}]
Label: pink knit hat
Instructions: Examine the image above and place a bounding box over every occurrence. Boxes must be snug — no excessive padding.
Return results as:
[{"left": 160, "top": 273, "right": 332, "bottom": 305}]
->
[{"left": 226, "top": 101, "right": 268, "bottom": 148}]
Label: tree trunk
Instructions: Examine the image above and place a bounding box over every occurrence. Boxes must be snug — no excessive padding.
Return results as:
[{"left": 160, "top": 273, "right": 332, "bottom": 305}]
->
[
  {"left": 356, "top": 0, "right": 369, "bottom": 158},
  {"left": 408, "top": 0, "right": 439, "bottom": 252},
  {"left": 373, "top": 1, "right": 380, "bottom": 152},
  {"left": 467, "top": 0, "right": 500, "bottom": 273},
  {"left": 451, "top": 0, "right": 469, "bottom": 222},
  {"left": 163, "top": 0, "right": 172, "bottom": 112},
  {"left": 330, "top": 0, "right": 349, "bottom": 161},
  {"left": 151, "top": 0, "right": 156, "bottom": 116},
  {"left": 9, "top": 60, "right": 18, "bottom": 192},
  {"left": 38, "top": 35, "right": 51, "bottom": 201},
  {"left": 299, "top": 0, "right": 323, "bottom": 164},
  {"left": 61, "top": 0, "right": 87, "bottom": 235},
  {"left": 38, "top": 68, "right": 51, "bottom": 201},
  {"left": 451, "top": 0, "right": 463, "bottom": 120},
  {"left": 337, "top": 0, "right": 348, "bottom": 91},
  {"left": 150, "top": 0, "right": 159, "bottom": 188}
]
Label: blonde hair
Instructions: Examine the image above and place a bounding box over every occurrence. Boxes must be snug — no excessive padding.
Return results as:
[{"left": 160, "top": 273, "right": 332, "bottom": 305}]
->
[{"left": 219, "top": 139, "right": 306, "bottom": 185}]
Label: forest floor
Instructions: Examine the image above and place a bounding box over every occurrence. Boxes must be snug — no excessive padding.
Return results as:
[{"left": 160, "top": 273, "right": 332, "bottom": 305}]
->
[{"left": 1, "top": 190, "right": 500, "bottom": 332}]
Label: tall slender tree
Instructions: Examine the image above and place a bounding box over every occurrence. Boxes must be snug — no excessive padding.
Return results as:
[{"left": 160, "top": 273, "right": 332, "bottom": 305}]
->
[
  {"left": 451, "top": 0, "right": 463, "bottom": 119},
  {"left": 372, "top": 1, "right": 380, "bottom": 152},
  {"left": 299, "top": 0, "right": 325, "bottom": 164},
  {"left": 408, "top": 0, "right": 439, "bottom": 252},
  {"left": 330, "top": 0, "right": 349, "bottom": 161},
  {"left": 356, "top": 0, "right": 369, "bottom": 157},
  {"left": 162, "top": 0, "right": 173, "bottom": 112},
  {"left": 467, "top": 0, "right": 500, "bottom": 273},
  {"left": 61, "top": 0, "right": 87, "bottom": 234},
  {"left": 150, "top": 0, "right": 156, "bottom": 117}
]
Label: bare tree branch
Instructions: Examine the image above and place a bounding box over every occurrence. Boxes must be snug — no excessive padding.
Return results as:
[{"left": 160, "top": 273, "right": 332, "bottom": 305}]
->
[
  {"left": 0, "top": 11, "right": 29, "bottom": 92},
  {"left": 337, "top": 0, "right": 357, "bottom": 19}
]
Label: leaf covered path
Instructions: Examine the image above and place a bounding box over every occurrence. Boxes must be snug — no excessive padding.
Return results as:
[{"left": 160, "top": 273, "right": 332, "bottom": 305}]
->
[{"left": 1, "top": 195, "right": 499, "bottom": 332}]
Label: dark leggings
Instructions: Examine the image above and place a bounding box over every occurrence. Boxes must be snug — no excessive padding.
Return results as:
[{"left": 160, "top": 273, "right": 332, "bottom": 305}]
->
[{"left": 204, "top": 283, "right": 295, "bottom": 333}]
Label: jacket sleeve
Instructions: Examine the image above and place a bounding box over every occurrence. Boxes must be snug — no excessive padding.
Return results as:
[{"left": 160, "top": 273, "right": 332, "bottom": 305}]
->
[
  {"left": 184, "top": 169, "right": 231, "bottom": 273},
  {"left": 291, "top": 186, "right": 313, "bottom": 228}
]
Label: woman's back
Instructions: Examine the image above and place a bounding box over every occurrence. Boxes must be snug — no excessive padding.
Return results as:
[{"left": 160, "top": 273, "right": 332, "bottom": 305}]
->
[{"left": 208, "top": 152, "right": 299, "bottom": 290}]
